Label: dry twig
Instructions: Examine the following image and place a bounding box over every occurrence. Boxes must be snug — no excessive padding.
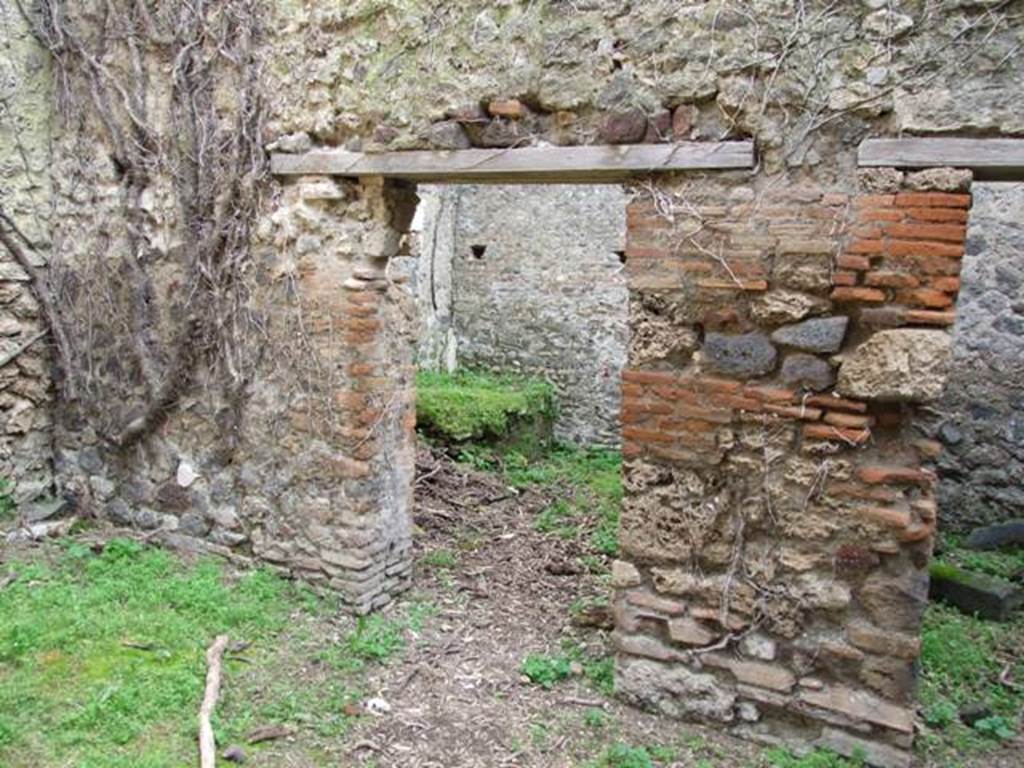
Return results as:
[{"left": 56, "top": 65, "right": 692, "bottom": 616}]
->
[{"left": 199, "top": 634, "right": 230, "bottom": 768}]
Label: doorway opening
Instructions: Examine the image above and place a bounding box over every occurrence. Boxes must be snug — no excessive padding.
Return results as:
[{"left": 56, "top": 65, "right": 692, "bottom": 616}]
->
[{"left": 375, "top": 181, "right": 693, "bottom": 762}]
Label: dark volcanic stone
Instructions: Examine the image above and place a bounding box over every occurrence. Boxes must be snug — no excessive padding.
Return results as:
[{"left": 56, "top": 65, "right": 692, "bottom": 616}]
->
[
  {"left": 426, "top": 120, "right": 471, "bottom": 150},
  {"left": 598, "top": 108, "right": 648, "bottom": 144},
  {"left": 480, "top": 118, "right": 527, "bottom": 148},
  {"left": 929, "top": 562, "right": 1024, "bottom": 621},
  {"left": 964, "top": 520, "right": 1024, "bottom": 551},
  {"left": 770, "top": 316, "right": 849, "bottom": 353},
  {"left": 703, "top": 332, "right": 777, "bottom": 378},
  {"left": 780, "top": 353, "right": 836, "bottom": 392}
]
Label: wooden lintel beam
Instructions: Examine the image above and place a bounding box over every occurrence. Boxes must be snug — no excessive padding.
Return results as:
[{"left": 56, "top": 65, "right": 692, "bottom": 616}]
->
[
  {"left": 269, "top": 142, "right": 755, "bottom": 183},
  {"left": 859, "top": 138, "right": 1024, "bottom": 181}
]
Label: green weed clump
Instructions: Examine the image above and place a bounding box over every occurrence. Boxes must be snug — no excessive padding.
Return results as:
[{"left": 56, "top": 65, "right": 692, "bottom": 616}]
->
[
  {"left": 917, "top": 539, "right": 1024, "bottom": 762},
  {"left": 763, "top": 748, "right": 864, "bottom": 767},
  {"left": 0, "top": 478, "right": 14, "bottom": 520},
  {"left": 415, "top": 369, "right": 554, "bottom": 443}
]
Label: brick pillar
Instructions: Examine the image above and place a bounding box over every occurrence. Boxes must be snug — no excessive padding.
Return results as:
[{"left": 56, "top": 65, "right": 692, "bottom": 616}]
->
[
  {"left": 329, "top": 177, "right": 418, "bottom": 612},
  {"left": 254, "top": 175, "right": 416, "bottom": 614},
  {"left": 613, "top": 169, "right": 972, "bottom": 768}
]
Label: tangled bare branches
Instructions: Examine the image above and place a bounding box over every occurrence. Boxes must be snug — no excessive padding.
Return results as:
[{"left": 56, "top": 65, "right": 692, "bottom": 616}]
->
[{"left": 1, "top": 0, "right": 266, "bottom": 448}]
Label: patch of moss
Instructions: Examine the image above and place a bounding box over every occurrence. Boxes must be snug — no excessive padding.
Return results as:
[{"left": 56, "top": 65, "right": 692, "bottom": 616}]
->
[{"left": 415, "top": 369, "right": 555, "bottom": 445}]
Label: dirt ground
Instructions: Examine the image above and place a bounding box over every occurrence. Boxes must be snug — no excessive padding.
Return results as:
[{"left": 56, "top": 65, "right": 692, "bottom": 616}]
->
[
  {"left": 3, "top": 449, "right": 1021, "bottom": 767},
  {"left": 236, "top": 448, "right": 765, "bottom": 768}
]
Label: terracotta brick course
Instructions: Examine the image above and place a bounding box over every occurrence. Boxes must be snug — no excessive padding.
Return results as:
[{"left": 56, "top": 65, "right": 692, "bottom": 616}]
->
[
  {"left": 830, "top": 286, "right": 885, "bottom": 303},
  {"left": 887, "top": 239, "right": 964, "bottom": 258},
  {"left": 885, "top": 222, "right": 967, "bottom": 242},
  {"left": 893, "top": 192, "right": 971, "bottom": 209}
]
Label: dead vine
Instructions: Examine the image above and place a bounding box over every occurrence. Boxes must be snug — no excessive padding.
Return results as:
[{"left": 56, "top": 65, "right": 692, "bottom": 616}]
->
[{"left": 1, "top": 0, "right": 266, "bottom": 450}]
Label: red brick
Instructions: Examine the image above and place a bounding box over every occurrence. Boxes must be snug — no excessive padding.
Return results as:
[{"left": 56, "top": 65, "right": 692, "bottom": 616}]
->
[
  {"left": 624, "top": 399, "right": 673, "bottom": 415},
  {"left": 764, "top": 403, "right": 823, "bottom": 421},
  {"left": 696, "top": 279, "right": 769, "bottom": 291},
  {"left": 652, "top": 385, "right": 698, "bottom": 403},
  {"left": 623, "top": 369, "right": 676, "bottom": 385},
  {"left": 821, "top": 193, "right": 849, "bottom": 206},
  {"left": 887, "top": 254, "right": 962, "bottom": 276},
  {"left": 830, "top": 286, "right": 886, "bottom": 303},
  {"left": 620, "top": 408, "right": 646, "bottom": 425},
  {"left": 676, "top": 404, "right": 733, "bottom": 424},
  {"left": 343, "top": 318, "right": 381, "bottom": 332},
  {"left": 850, "top": 225, "right": 883, "bottom": 239},
  {"left": 930, "top": 276, "right": 961, "bottom": 293},
  {"left": 707, "top": 393, "right": 763, "bottom": 411},
  {"left": 854, "top": 194, "right": 895, "bottom": 208},
  {"left": 900, "top": 520, "right": 935, "bottom": 543},
  {"left": 622, "top": 427, "right": 674, "bottom": 444},
  {"left": 846, "top": 238, "right": 885, "bottom": 255},
  {"left": 864, "top": 271, "right": 919, "bottom": 288},
  {"left": 743, "top": 385, "right": 797, "bottom": 403},
  {"left": 824, "top": 411, "right": 875, "bottom": 429},
  {"left": 625, "top": 244, "right": 670, "bottom": 259},
  {"left": 857, "top": 208, "right": 903, "bottom": 223},
  {"left": 349, "top": 362, "right": 376, "bottom": 377},
  {"left": 857, "top": 465, "right": 935, "bottom": 486},
  {"left": 826, "top": 482, "right": 901, "bottom": 503},
  {"left": 692, "top": 376, "right": 742, "bottom": 394},
  {"left": 832, "top": 271, "right": 858, "bottom": 287},
  {"left": 803, "top": 423, "right": 871, "bottom": 444},
  {"left": 659, "top": 417, "right": 719, "bottom": 433},
  {"left": 836, "top": 254, "right": 871, "bottom": 271},
  {"left": 888, "top": 239, "right": 964, "bottom": 258},
  {"left": 859, "top": 506, "right": 913, "bottom": 529},
  {"left": 807, "top": 395, "right": 867, "bottom": 413},
  {"left": 621, "top": 383, "right": 644, "bottom": 398},
  {"left": 885, "top": 222, "right": 967, "bottom": 243},
  {"left": 906, "top": 309, "right": 956, "bottom": 326},
  {"left": 622, "top": 441, "right": 642, "bottom": 458},
  {"left": 904, "top": 207, "right": 969, "bottom": 223},
  {"left": 894, "top": 192, "right": 971, "bottom": 208},
  {"left": 488, "top": 98, "right": 525, "bottom": 118},
  {"left": 894, "top": 288, "right": 953, "bottom": 309},
  {"left": 626, "top": 214, "right": 674, "bottom": 230}
]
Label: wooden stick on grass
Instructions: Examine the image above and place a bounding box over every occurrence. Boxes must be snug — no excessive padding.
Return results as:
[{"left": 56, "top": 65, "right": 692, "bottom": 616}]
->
[{"left": 199, "top": 634, "right": 230, "bottom": 768}]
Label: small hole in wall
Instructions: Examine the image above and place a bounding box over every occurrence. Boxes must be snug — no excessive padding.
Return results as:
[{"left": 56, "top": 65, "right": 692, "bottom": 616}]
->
[
  {"left": 615, "top": 250, "right": 627, "bottom": 265},
  {"left": 470, "top": 244, "right": 487, "bottom": 260}
]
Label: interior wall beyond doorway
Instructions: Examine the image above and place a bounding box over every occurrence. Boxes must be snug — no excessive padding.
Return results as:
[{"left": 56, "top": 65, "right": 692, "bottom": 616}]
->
[{"left": 396, "top": 184, "right": 628, "bottom": 448}]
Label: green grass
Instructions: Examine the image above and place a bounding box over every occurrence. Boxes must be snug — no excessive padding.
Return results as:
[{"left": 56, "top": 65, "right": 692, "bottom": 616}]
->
[
  {"left": 467, "top": 443, "right": 623, "bottom": 557},
  {"left": 589, "top": 742, "right": 655, "bottom": 768},
  {"left": 0, "top": 539, "right": 301, "bottom": 766},
  {"left": 0, "top": 539, "right": 436, "bottom": 767},
  {"left": 917, "top": 595, "right": 1024, "bottom": 761},
  {"left": 415, "top": 369, "right": 554, "bottom": 443},
  {"left": 763, "top": 748, "right": 864, "bottom": 767},
  {"left": 420, "top": 548, "right": 458, "bottom": 569},
  {"left": 936, "top": 534, "right": 1024, "bottom": 581},
  {"left": 520, "top": 643, "right": 615, "bottom": 696}
]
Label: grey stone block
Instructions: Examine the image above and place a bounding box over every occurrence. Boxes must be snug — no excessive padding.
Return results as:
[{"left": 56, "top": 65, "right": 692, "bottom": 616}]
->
[
  {"left": 770, "top": 316, "right": 848, "bottom": 353},
  {"left": 703, "top": 332, "right": 777, "bottom": 379},
  {"left": 929, "top": 563, "right": 1023, "bottom": 621}
]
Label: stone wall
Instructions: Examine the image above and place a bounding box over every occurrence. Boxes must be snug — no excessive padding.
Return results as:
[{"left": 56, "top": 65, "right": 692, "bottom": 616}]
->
[
  {"left": 929, "top": 182, "right": 1024, "bottom": 532},
  {"left": 611, "top": 167, "right": 973, "bottom": 767},
  {"left": 0, "top": 1, "right": 54, "bottom": 505},
  {"left": 4, "top": 0, "right": 1024, "bottom": 761},
  {"left": 405, "top": 184, "right": 627, "bottom": 448}
]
